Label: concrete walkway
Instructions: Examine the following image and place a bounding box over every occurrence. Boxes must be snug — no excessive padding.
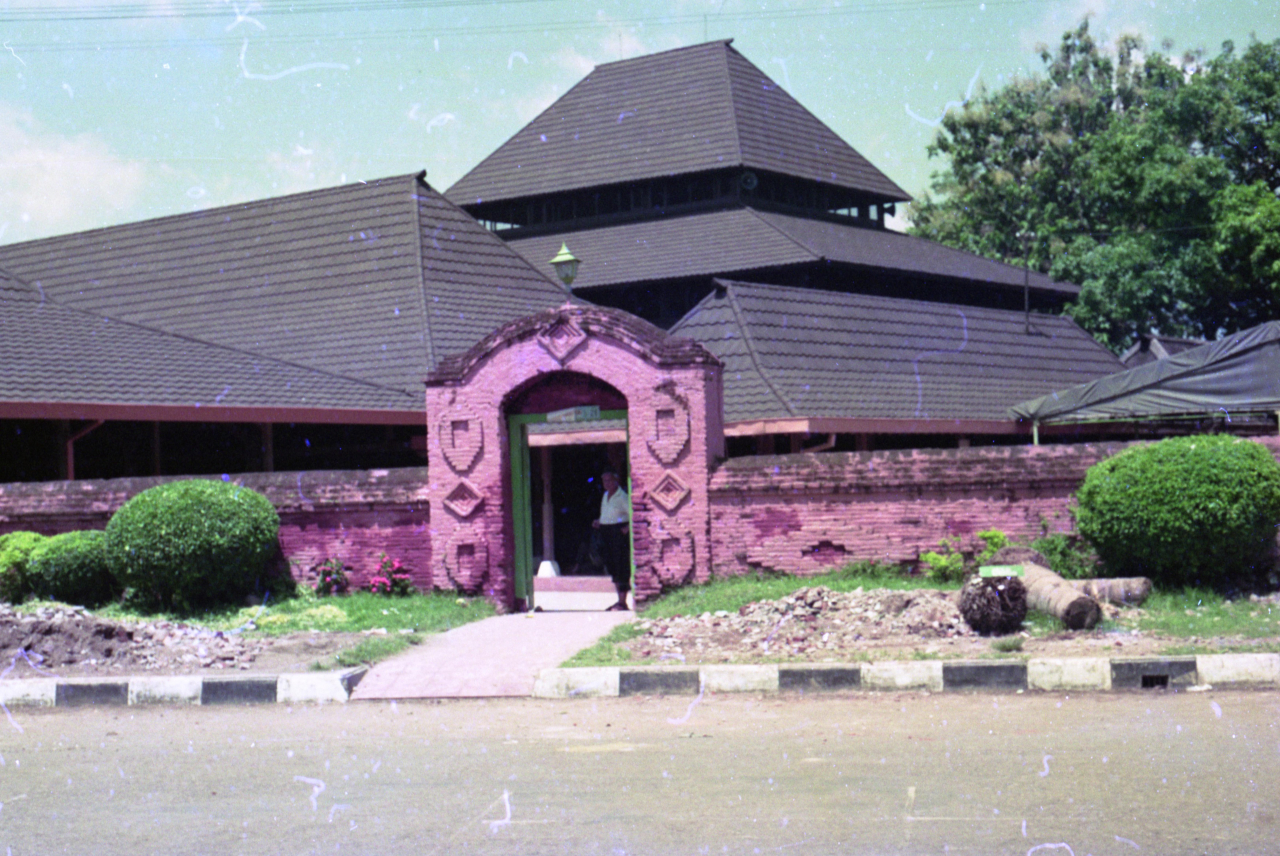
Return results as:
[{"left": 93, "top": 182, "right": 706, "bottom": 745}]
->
[{"left": 350, "top": 610, "right": 634, "bottom": 699}]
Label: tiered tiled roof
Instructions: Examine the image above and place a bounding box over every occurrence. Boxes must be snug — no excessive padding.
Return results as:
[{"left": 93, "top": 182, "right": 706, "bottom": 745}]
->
[{"left": 671, "top": 280, "right": 1122, "bottom": 424}]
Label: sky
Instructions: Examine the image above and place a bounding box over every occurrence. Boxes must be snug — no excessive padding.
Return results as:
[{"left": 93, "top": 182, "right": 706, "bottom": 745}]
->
[{"left": 0, "top": 0, "right": 1275, "bottom": 245}]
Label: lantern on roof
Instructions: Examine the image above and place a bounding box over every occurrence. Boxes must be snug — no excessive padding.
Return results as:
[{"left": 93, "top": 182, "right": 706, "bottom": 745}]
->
[{"left": 549, "top": 243, "right": 580, "bottom": 287}]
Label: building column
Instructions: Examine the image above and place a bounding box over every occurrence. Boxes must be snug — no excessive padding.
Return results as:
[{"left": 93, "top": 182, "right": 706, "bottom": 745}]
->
[
  {"left": 261, "top": 423, "right": 274, "bottom": 472},
  {"left": 152, "top": 422, "right": 162, "bottom": 475}
]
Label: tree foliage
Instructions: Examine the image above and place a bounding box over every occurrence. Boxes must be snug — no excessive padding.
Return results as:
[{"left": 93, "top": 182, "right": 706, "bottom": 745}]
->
[{"left": 910, "top": 21, "right": 1280, "bottom": 352}]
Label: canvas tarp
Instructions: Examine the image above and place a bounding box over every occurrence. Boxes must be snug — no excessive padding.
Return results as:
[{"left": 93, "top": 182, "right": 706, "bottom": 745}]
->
[{"left": 1009, "top": 321, "right": 1280, "bottom": 424}]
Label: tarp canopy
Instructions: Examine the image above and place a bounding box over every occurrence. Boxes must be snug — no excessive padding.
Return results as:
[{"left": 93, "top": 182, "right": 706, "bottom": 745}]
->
[{"left": 1009, "top": 321, "right": 1280, "bottom": 424}]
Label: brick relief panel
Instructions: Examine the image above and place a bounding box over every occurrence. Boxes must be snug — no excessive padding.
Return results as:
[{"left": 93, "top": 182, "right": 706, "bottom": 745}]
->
[
  {"left": 645, "top": 382, "right": 690, "bottom": 466},
  {"left": 439, "top": 407, "right": 483, "bottom": 474},
  {"left": 442, "top": 524, "right": 490, "bottom": 594}
]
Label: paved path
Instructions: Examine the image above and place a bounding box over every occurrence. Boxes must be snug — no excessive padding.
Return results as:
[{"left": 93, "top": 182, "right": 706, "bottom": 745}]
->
[{"left": 350, "top": 610, "right": 633, "bottom": 699}]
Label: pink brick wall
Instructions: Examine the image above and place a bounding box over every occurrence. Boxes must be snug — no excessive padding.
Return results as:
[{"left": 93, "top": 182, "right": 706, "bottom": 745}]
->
[
  {"left": 708, "top": 436, "right": 1280, "bottom": 576},
  {"left": 708, "top": 443, "right": 1124, "bottom": 575},
  {"left": 0, "top": 468, "right": 432, "bottom": 591},
  {"left": 5, "top": 428, "right": 1277, "bottom": 603}
]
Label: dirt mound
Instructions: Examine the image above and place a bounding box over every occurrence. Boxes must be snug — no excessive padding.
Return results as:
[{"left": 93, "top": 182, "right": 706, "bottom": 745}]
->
[
  {"left": 626, "top": 586, "right": 975, "bottom": 663},
  {"left": 0, "top": 604, "right": 268, "bottom": 675}
]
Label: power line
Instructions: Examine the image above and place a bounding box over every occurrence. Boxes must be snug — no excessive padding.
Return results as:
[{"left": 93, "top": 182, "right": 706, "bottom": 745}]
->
[
  {"left": 2, "top": 0, "right": 1040, "bottom": 50},
  {"left": 2, "top": 0, "right": 1036, "bottom": 23}
]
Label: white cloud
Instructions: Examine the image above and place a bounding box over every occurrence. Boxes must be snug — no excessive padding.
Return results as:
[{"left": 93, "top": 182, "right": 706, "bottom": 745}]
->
[
  {"left": 0, "top": 103, "right": 146, "bottom": 243},
  {"left": 1021, "top": 0, "right": 1151, "bottom": 56},
  {"left": 551, "top": 21, "right": 682, "bottom": 78}
]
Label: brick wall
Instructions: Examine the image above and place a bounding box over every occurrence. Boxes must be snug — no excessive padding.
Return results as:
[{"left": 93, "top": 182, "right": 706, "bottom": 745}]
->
[
  {"left": 708, "top": 442, "right": 1119, "bottom": 576},
  {"left": 0, "top": 468, "right": 431, "bottom": 590},
  {"left": 5, "top": 437, "right": 1279, "bottom": 601},
  {"left": 707, "top": 437, "right": 1280, "bottom": 576}
]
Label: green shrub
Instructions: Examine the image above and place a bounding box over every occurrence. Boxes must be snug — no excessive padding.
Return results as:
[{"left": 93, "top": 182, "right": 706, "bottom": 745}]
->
[
  {"left": 0, "top": 531, "right": 47, "bottom": 603},
  {"left": 104, "top": 479, "right": 280, "bottom": 610},
  {"left": 1075, "top": 435, "right": 1280, "bottom": 587},
  {"left": 921, "top": 537, "right": 967, "bottom": 584},
  {"left": 28, "top": 530, "right": 119, "bottom": 607},
  {"left": 1030, "top": 532, "right": 1099, "bottom": 580},
  {"left": 975, "top": 529, "right": 1009, "bottom": 564}
]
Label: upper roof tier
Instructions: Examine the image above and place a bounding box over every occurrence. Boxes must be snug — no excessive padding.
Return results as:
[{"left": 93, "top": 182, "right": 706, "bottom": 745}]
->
[{"left": 446, "top": 40, "right": 910, "bottom": 207}]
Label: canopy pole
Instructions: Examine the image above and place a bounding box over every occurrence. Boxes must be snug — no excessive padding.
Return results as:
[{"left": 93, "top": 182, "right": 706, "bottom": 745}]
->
[{"left": 1032, "top": 420, "right": 1040, "bottom": 447}]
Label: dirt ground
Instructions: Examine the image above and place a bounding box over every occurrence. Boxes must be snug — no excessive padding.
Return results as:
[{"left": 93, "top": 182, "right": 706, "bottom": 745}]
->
[
  {"left": 0, "top": 603, "right": 365, "bottom": 677},
  {"left": 3, "top": 585, "right": 1278, "bottom": 679},
  {"left": 617, "top": 585, "right": 1280, "bottom": 664}
]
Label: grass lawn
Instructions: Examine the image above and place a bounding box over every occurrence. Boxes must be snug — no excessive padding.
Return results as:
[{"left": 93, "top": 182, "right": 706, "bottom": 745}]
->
[
  {"left": 560, "top": 564, "right": 1280, "bottom": 666},
  {"left": 89, "top": 588, "right": 496, "bottom": 637},
  {"left": 639, "top": 562, "right": 954, "bottom": 621}
]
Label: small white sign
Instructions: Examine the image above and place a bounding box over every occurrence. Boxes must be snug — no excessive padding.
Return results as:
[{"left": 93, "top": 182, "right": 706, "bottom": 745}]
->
[{"left": 546, "top": 405, "right": 601, "bottom": 423}]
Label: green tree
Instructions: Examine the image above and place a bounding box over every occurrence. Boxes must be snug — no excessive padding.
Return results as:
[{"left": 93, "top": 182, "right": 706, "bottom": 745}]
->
[{"left": 910, "top": 22, "right": 1280, "bottom": 352}]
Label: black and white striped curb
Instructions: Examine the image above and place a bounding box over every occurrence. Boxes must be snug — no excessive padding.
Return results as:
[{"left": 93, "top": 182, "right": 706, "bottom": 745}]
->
[
  {"left": 533, "top": 653, "right": 1280, "bottom": 698},
  {"left": 0, "top": 667, "right": 366, "bottom": 708}
]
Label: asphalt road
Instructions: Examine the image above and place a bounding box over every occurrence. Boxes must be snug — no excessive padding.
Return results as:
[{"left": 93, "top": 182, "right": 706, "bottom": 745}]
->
[{"left": 0, "top": 689, "right": 1276, "bottom": 855}]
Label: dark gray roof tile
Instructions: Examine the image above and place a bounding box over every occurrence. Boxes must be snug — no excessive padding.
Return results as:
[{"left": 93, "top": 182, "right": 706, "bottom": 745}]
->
[
  {"left": 447, "top": 41, "right": 907, "bottom": 206},
  {"left": 505, "top": 207, "right": 1073, "bottom": 295},
  {"left": 671, "top": 280, "right": 1122, "bottom": 423},
  {"left": 0, "top": 174, "right": 570, "bottom": 398},
  {"left": 0, "top": 287, "right": 417, "bottom": 413}
]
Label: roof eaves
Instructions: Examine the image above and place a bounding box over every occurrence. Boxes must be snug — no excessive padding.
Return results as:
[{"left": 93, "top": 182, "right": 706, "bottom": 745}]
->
[{"left": 720, "top": 279, "right": 797, "bottom": 417}]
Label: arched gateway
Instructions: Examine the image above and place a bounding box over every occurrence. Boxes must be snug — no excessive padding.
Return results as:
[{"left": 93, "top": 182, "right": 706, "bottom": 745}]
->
[{"left": 425, "top": 304, "right": 724, "bottom": 611}]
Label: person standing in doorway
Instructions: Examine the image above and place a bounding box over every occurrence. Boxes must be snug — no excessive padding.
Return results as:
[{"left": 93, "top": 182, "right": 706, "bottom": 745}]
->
[{"left": 593, "top": 469, "right": 631, "bottom": 611}]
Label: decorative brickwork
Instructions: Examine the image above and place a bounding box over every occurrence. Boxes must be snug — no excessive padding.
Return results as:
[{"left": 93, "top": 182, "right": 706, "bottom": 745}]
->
[{"left": 426, "top": 304, "right": 724, "bottom": 608}]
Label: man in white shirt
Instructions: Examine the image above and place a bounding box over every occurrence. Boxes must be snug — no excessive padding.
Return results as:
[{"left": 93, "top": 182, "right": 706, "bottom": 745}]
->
[{"left": 592, "top": 469, "right": 631, "bottom": 611}]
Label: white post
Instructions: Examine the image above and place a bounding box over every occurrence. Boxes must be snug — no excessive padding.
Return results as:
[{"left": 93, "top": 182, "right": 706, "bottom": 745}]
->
[{"left": 537, "top": 446, "right": 560, "bottom": 577}]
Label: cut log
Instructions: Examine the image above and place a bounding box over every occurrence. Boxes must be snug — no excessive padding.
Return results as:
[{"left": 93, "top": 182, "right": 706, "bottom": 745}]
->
[
  {"left": 1021, "top": 562, "right": 1101, "bottom": 630},
  {"left": 1066, "top": 577, "right": 1152, "bottom": 606},
  {"left": 988, "top": 545, "right": 1104, "bottom": 630},
  {"left": 959, "top": 575, "right": 1027, "bottom": 635}
]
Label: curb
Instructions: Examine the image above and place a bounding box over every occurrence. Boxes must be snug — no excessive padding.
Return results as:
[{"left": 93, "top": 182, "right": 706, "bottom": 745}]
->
[
  {"left": 0, "top": 667, "right": 367, "bottom": 708},
  {"left": 533, "top": 654, "right": 1280, "bottom": 698}
]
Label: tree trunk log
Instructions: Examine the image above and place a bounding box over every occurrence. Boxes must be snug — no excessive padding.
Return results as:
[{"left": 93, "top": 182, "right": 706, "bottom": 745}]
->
[
  {"left": 1022, "top": 562, "right": 1102, "bottom": 630},
  {"left": 959, "top": 575, "right": 1028, "bottom": 635},
  {"left": 1066, "top": 577, "right": 1152, "bottom": 606}
]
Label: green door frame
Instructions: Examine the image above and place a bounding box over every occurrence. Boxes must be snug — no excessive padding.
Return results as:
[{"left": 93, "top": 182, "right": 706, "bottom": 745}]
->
[{"left": 507, "top": 409, "right": 629, "bottom": 605}]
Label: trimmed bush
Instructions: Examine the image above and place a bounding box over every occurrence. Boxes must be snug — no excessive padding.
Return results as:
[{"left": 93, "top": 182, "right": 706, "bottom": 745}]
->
[
  {"left": 0, "top": 531, "right": 47, "bottom": 603},
  {"left": 1075, "top": 435, "right": 1280, "bottom": 587},
  {"left": 104, "top": 479, "right": 280, "bottom": 610},
  {"left": 28, "top": 530, "right": 119, "bottom": 607}
]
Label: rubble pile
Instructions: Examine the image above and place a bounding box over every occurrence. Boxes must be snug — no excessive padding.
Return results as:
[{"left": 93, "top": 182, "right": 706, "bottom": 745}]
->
[
  {"left": 0, "top": 603, "right": 268, "bottom": 674},
  {"left": 628, "top": 586, "right": 975, "bottom": 663}
]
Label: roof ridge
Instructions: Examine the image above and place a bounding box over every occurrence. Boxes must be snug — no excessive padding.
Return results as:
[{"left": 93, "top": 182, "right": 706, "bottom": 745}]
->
[
  {"left": 742, "top": 207, "right": 820, "bottom": 261},
  {"left": 720, "top": 42, "right": 745, "bottom": 166},
  {"left": 0, "top": 263, "right": 38, "bottom": 297},
  {"left": 1, "top": 173, "right": 425, "bottom": 251},
  {"left": 593, "top": 39, "right": 734, "bottom": 70},
  {"left": 410, "top": 174, "right": 438, "bottom": 372},
  {"left": 721, "top": 280, "right": 797, "bottom": 416}
]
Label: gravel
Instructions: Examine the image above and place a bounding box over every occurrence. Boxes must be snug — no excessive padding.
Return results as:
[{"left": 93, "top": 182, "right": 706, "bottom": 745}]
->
[
  {"left": 625, "top": 586, "right": 975, "bottom": 663},
  {"left": 0, "top": 603, "right": 269, "bottom": 675}
]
